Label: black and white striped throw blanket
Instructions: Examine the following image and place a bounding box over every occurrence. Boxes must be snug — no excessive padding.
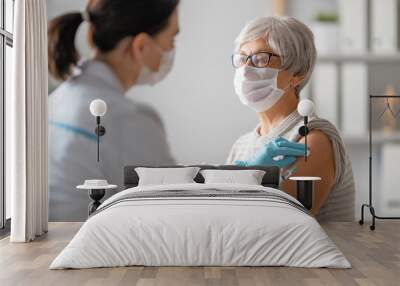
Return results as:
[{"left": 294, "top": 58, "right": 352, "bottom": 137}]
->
[{"left": 91, "top": 188, "right": 310, "bottom": 217}]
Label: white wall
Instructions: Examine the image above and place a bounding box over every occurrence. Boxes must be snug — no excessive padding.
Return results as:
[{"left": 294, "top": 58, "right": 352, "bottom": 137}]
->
[
  {"left": 47, "top": 0, "right": 271, "bottom": 164},
  {"left": 287, "top": 0, "right": 337, "bottom": 24},
  {"left": 47, "top": 0, "right": 90, "bottom": 57},
  {"left": 132, "top": 0, "right": 271, "bottom": 164}
]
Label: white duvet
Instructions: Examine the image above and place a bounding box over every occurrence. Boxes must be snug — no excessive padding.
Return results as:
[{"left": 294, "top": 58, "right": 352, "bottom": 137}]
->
[{"left": 50, "top": 183, "right": 351, "bottom": 269}]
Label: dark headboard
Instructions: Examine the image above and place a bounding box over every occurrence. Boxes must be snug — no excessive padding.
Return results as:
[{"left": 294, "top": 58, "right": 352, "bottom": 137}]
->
[{"left": 124, "top": 165, "right": 280, "bottom": 189}]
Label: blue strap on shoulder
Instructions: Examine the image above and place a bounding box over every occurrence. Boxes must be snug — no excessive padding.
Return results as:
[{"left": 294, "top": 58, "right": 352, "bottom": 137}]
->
[{"left": 49, "top": 121, "right": 97, "bottom": 142}]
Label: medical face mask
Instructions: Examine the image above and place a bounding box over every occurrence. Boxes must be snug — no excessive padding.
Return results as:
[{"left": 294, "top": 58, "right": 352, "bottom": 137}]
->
[
  {"left": 234, "top": 66, "right": 287, "bottom": 112},
  {"left": 136, "top": 47, "right": 175, "bottom": 86}
]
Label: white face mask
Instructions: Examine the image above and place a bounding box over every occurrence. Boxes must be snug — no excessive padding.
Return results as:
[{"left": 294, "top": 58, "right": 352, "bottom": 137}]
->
[
  {"left": 234, "top": 66, "right": 287, "bottom": 112},
  {"left": 136, "top": 48, "right": 175, "bottom": 86}
]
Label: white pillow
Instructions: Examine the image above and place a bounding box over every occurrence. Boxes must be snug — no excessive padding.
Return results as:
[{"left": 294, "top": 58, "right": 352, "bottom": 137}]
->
[
  {"left": 135, "top": 167, "right": 201, "bottom": 186},
  {"left": 200, "top": 169, "right": 266, "bottom": 185}
]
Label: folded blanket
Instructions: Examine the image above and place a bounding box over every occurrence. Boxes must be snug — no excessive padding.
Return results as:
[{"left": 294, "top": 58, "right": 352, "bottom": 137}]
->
[{"left": 92, "top": 188, "right": 310, "bottom": 217}]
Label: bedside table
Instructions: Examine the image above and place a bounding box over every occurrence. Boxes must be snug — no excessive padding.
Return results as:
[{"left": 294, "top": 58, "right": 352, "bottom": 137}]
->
[
  {"left": 289, "top": 177, "right": 321, "bottom": 210},
  {"left": 77, "top": 180, "right": 118, "bottom": 216}
]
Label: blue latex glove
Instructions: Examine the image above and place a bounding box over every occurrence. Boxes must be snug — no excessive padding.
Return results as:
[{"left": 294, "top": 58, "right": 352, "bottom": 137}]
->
[{"left": 235, "top": 137, "right": 306, "bottom": 168}]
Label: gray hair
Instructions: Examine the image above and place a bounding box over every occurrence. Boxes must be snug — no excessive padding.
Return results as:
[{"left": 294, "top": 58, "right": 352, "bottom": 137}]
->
[{"left": 235, "top": 16, "right": 317, "bottom": 95}]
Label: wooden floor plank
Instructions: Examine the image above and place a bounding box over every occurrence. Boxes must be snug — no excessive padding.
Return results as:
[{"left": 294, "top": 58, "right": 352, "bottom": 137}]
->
[{"left": 0, "top": 222, "right": 399, "bottom": 286}]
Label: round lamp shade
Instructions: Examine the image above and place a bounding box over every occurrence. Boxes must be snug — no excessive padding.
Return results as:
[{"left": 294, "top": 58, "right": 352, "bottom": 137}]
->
[
  {"left": 297, "top": 99, "right": 315, "bottom": 117},
  {"left": 90, "top": 99, "right": 107, "bottom": 117}
]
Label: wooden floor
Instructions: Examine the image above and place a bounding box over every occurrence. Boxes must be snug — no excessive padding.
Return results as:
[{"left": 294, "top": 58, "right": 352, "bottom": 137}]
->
[{"left": 0, "top": 222, "right": 399, "bottom": 286}]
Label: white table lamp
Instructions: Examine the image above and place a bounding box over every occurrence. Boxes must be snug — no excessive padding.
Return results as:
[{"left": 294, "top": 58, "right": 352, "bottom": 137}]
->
[
  {"left": 297, "top": 99, "right": 315, "bottom": 162},
  {"left": 90, "top": 99, "right": 107, "bottom": 162}
]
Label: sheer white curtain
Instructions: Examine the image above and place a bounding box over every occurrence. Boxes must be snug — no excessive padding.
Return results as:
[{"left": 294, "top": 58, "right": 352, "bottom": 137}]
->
[{"left": 7, "top": 0, "right": 48, "bottom": 242}]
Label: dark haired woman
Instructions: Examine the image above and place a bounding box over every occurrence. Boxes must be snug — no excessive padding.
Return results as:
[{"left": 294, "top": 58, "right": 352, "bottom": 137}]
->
[{"left": 48, "top": 0, "right": 179, "bottom": 221}]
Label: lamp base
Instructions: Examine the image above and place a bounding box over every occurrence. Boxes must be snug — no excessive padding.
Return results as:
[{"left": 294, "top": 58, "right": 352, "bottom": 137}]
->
[
  {"left": 95, "top": 125, "right": 106, "bottom": 136},
  {"left": 296, "top": 180, "right": 314, "bottom": 210},
  {"left": 289, "top": 177, "right": 321, "bottom": 210},
  {"left": 88, "top": 189, "right": 106, "bottom": 216}
]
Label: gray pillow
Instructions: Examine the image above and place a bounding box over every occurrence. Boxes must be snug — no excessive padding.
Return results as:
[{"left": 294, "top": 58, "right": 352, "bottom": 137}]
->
[
  {"left": 200, "top": 169, "right": 266, "bottom": 185},
  {"left": 135, "top": 167, "right": 201, "bottom": 186}
]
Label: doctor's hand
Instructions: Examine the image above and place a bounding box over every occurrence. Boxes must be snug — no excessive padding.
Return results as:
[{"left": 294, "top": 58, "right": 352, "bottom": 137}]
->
[{"left": 235, "top": 137, "right": 306, "bottom": 168}]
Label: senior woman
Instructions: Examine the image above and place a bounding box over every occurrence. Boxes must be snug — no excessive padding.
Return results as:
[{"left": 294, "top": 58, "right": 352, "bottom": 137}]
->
[{"left": 227, "top": 16, "right": 355, "bottom": 221}]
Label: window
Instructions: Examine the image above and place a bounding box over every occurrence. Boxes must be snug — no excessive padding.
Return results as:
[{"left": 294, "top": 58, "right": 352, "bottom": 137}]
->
[{"left": 1, "top": 0, "right": 14, "bottom": 231}]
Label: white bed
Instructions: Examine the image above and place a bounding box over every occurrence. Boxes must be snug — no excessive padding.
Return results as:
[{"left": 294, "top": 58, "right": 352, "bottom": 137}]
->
[{"left": 50, "top": 183, "right": 351, "bottom": 269}]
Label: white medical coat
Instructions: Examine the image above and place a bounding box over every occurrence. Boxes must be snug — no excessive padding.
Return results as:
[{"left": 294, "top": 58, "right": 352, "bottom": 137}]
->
[{"left": 49, "top": 60, "right": 175, "bottom": 221}]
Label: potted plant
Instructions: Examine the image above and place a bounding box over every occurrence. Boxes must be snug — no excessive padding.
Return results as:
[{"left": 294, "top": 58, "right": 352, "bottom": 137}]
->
[{"left": 312, "top": 12, "right": 339, "bottom": 55}]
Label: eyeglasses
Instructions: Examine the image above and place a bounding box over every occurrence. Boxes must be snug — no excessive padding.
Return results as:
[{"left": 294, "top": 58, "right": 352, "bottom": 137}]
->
[{"left": 231, "top": 52, "right": 280, "bottom": 69}]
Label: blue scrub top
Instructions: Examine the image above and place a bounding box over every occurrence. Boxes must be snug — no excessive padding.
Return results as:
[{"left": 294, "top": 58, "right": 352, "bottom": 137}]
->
[{"left": 48, "top": 59, "right": 175, "bottom": 221}]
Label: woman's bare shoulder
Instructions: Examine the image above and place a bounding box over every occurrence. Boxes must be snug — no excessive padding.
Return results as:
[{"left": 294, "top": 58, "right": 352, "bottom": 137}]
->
[
  {"left": 296, "top": 129, "right": 335, "bottom": 182},
  {"left": 306, "top": 130, "right": 333, "bottom": 156}
]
